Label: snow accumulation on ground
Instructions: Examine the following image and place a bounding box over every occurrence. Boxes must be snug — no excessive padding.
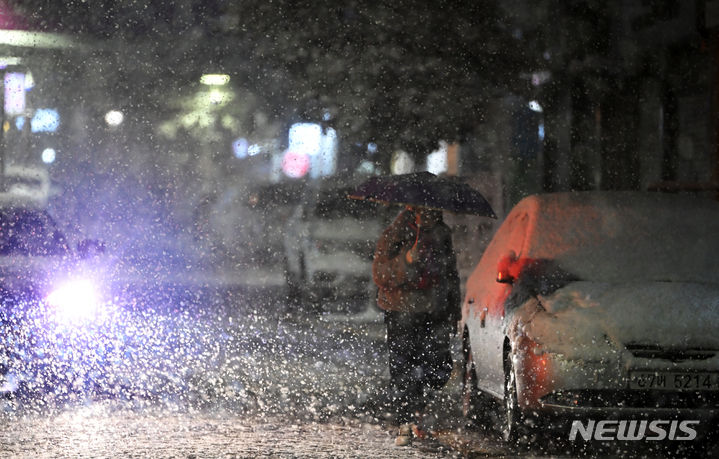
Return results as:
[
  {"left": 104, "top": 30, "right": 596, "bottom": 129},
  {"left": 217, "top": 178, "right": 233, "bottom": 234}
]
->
[
  {"left": 0, "top": 303, "right": 460, "bottom": 458},
  {"left": 0, "top": 406, "right": 450, "bottom": 458}
]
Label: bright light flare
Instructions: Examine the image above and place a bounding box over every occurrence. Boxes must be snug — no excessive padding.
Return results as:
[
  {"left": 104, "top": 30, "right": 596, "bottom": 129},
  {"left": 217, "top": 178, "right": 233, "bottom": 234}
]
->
[
  {"left": 46, "top": 279, "right": 101, "bottom": 321},
  {"left": 104, "top": 110, "right": 124, "bottom": 126},
  {"left": 200, "top": 74, "right": 230, "bottom": 85},
  {"left": 41, "top": 147, "right": 56, "bottom": 164},
  {"left": 528, "top": 100, "right": 544, "bottom": 112}
]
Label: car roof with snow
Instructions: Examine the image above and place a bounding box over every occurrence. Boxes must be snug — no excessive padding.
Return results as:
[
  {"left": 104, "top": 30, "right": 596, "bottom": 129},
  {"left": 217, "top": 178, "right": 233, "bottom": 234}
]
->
[
  {"left": 0, "top": 166, "right": 50, "bottom": 209},
  {"left": 0, "top": 192, "right": 47, "bottom": 210},
  {"left": 506, "top": 191, "right": 719, "bottom": 284}
]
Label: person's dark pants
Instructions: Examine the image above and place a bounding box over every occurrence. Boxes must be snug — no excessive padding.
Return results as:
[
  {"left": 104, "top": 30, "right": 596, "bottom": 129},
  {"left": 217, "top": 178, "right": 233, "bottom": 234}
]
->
[{"left": 385, "top": 310, "right": 453, "bottom": 425}]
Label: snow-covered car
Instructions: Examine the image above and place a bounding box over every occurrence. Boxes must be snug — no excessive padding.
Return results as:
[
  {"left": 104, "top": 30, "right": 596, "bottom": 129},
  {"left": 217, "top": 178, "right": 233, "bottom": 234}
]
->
[
  {"left": 460, "top": 191, "right": 719, "bottom": 443},
  {"left": 0, "top": 195, "right": 110, "bottom": 396},
  {"left": 283, "top": 186, "right": 384, "bottom": 309}
]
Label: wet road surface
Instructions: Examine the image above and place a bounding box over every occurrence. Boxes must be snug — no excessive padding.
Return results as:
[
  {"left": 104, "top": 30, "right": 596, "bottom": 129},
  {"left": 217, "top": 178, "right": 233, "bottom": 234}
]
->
[
  {"left": 0, "top": 286, "right": 712, "bottom": 458},
  {"left": 0, "top": 407, "right": 450, "bottom": 458},
  {"left": 0, "top": 289, "right": 459, "bottom": 458}
]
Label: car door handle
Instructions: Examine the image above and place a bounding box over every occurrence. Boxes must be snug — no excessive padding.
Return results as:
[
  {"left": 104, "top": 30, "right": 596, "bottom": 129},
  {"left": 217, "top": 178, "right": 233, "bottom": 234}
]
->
[{"left": 479, "top": 307, "right": 488, "bottom": 328}]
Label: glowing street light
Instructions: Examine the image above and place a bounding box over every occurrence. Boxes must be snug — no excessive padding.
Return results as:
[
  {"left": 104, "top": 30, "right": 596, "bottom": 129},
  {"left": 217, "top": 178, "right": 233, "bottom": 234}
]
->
[
  {"left": 200, "top": 74, "right": 230, "bottom": 86},
  {"left": 528, "top": 100, "right": 544, "bottom": 113},
  {"left": 41, "top": 148, "right": 56, "bottom": 164},
  {"left": 104, "top": 110, "right": 124, "bottom": 126}
]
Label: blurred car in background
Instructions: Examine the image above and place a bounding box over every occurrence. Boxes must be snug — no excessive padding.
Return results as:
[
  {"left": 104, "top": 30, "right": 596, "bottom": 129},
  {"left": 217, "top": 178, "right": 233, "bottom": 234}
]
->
[
  {"left": 461, "top": 191, "right": 719, "bottom": 444},
  {"left": 0, "top": 192, "right": 109, "bottom": 396},
  {"left": 3, "top": 165, "right": 51, "bottom": 201},
  {"left": 283, "top": 184, "right": 385, "bottom": 311}
]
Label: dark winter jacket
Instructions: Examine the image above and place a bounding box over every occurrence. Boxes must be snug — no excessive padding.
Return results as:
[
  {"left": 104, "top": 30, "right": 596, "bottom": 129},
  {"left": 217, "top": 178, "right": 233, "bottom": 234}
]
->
[{"left": 372, "top": 209, "right": 460, "bottom": 322}]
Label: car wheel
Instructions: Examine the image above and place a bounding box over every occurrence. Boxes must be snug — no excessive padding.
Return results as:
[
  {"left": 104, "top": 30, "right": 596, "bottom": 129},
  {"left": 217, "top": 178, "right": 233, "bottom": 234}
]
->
[
  {"left": 461, "top": 332, "right": 487, "bottom": 425},
  {"left": 503, "top": 356, "right": 523, "bottom": 445}
]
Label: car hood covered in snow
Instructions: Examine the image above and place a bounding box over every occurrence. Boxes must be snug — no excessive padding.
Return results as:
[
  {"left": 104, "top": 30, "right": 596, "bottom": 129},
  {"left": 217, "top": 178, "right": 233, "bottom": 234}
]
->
[
  {"left": 519, "top": 280, "right": 719, "bottom": 361},
  {"left": 519, "top": 192, "right": 719, "bottom": 285}
]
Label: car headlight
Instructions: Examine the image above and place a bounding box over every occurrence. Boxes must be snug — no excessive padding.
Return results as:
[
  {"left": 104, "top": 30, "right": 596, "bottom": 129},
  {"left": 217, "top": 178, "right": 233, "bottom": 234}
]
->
[{"left": 46, "top": 279, "right": 101, "bottom": 321}]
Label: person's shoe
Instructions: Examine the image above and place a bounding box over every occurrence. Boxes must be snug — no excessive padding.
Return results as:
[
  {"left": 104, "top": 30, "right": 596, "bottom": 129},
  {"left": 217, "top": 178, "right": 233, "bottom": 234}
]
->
[
  {"left": 411, "top": 423, "right": 428, "bottom": 440},
  {"left": 395, "top": 423, "right": 412, "bottom": 446},
  {"left": 412, "top": 411, "right": 428, "bottom": 440}
]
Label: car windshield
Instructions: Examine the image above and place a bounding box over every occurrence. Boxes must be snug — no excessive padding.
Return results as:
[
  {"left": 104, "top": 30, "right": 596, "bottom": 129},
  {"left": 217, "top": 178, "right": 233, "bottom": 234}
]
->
[
  {"left": 0, "top": 208, "right": 69, "bottom": 256},
  {"left": 528, "top": 193, "right": 719, "bottom": 284}
]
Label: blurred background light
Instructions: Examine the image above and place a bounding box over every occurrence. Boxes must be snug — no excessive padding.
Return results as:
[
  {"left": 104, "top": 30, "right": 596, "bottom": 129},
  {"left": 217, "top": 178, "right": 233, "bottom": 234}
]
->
[
  {"left": 281, "top": 150, "right": 310, "bottom": 178},
  {"left": 31, "top": 108, "right": 60, "bottom": 132},
  {"left": 426, "top": 142, "right": 448, "bottom": 175},
  {"left": 24, "top": 71, "right": 34, "bottom": 90},
  {"left": 41, "top": 147, "right": 56, "bottom": 164},
  {"left": 200, "top": 74, "right": 230, "bottom": 85},
  {"left": 0, "top": 30, "right": 76, "bottom": 49},
  {"left": 289, "top": 123, "right": 322, "bottom": 156},
  {"left": 0, "top": 56, "right": 21, "bottom": 69},
  {"left": 528, "top": 100, "right": 543, "bottom": 112},
  {"left": 248, "top": 144, "right": 261, "bottom": 156},
  {"left": 311, "top": 127, "right": 337, "bottom": 178},
  {"left": 232, "top": 137, "right": 249, "bottom": 158},
  {"left": 208, "top": 88, "right": 227, "bottom": 104},
  {"left": 4, "top": 72, "right": 25, "bottom": 115},
  {"left": 104, "top": 110, "right": 124, "bottom": 126},
  {"left": 357, "top": 160, "right": 375, "bottom": 174},
  {"left": 391, "top": 150, "right": 414, "bottom": 175},
  {"left": 531, "top": 70, "right": 552, "bottom": 86}
]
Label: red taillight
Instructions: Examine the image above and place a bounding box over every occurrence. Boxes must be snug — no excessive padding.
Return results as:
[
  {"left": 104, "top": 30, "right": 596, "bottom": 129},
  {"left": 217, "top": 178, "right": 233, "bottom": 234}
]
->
[{"left": 515, "top": 336, "right": 552, "bottom": 408}]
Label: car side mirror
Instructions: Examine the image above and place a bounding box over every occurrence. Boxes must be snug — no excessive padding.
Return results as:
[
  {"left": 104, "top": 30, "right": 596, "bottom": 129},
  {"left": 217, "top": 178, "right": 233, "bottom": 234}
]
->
[
  {"left": 496, "top": 250, "right": 518, "bottom": 284},
  {"left": 496, "top": 268, "right": 514, "bottom": 284},
  {"left": 77, "top": 239, "right": 106, "bottom": 259}
]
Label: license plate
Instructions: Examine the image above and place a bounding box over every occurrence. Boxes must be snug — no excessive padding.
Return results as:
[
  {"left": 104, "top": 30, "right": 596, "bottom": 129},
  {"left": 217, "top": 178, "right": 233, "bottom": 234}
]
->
[{"left": 629, "top": 371, "right": 719, "bottom": 390}]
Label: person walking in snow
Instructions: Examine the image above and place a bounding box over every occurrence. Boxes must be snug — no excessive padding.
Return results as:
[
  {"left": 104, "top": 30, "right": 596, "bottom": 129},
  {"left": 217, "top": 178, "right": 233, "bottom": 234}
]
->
[{"left": 372, "top": 205, "right": 461, "bottom": 446}]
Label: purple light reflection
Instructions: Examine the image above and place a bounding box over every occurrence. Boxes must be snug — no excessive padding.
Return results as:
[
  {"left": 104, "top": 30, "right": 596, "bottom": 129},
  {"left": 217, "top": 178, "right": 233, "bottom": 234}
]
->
[{"left": 46, "top": 279, "right": 101, "bottom": 323}]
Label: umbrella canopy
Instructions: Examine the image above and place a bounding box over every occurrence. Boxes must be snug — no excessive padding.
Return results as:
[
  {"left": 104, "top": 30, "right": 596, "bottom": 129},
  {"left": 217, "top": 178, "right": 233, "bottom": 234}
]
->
[{"left": 348, "top": 172, "right": 496, "bottom": 218}]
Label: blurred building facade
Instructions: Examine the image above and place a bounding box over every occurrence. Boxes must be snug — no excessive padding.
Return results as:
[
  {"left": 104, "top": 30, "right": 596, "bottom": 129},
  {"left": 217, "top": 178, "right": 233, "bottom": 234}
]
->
[
  {"left": 457, "top": 0, "right": 719, "bottom": 216},
  {"left": 440, "top": 0, "right": 719, "bottom": 284}
]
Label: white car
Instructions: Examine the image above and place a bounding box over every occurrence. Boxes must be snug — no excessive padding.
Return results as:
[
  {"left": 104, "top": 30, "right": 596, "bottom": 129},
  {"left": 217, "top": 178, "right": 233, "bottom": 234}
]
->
[
  {"left": 283, "top": 186, "right": 384, "bottom": 310},
  {"left": 460, "top": 191, "right": 719, "bottom": 444}
]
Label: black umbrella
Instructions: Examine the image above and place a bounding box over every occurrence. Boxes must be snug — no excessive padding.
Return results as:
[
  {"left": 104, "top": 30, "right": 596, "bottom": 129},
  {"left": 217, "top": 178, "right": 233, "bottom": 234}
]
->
[{"left": 348, "top": 171, "right": 496, "bottom": 218}]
